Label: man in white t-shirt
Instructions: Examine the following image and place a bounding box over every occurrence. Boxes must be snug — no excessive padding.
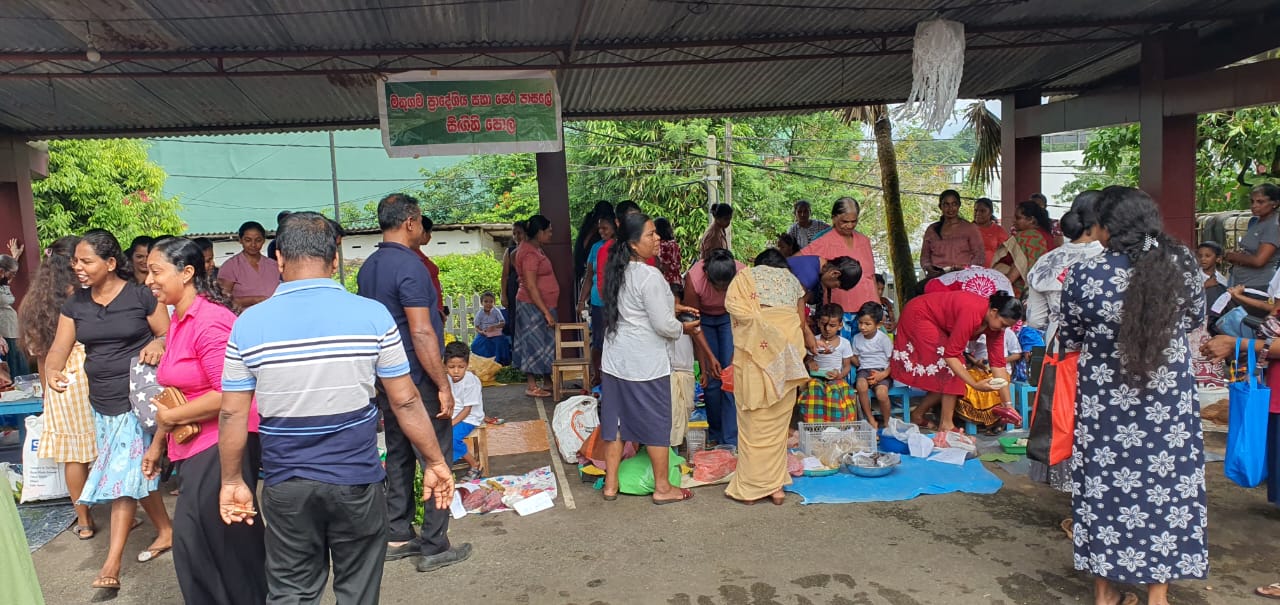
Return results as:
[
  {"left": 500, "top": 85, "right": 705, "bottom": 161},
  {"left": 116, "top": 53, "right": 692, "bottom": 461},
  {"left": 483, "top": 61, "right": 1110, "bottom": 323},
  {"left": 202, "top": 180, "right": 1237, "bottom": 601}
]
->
[{"left": 446, "top": 342, "right": 486, "bottom": 480}]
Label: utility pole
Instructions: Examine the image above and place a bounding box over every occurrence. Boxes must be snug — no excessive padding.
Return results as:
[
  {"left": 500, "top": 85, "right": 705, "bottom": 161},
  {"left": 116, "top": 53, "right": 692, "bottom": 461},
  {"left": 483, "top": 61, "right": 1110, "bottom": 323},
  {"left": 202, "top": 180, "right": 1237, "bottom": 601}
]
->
[
  {"left": 704, "top": 134, "right": 720, "bottom": 212},
  {"left": 723, "top": 121, "right": 733, "bottom": 207},
  {"left": 705, "top": 134, "right": 728, "bottom": 250},
  {"left": 329, "top": 131, "right": 345, "bottom": 281}
]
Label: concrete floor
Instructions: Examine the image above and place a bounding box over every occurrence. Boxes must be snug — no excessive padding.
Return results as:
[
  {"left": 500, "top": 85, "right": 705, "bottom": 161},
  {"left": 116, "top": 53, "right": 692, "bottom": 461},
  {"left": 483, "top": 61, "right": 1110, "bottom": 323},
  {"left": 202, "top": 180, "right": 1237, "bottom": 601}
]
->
[{"left": 30, "top": 384, "right": 1280, "bottom": 604}]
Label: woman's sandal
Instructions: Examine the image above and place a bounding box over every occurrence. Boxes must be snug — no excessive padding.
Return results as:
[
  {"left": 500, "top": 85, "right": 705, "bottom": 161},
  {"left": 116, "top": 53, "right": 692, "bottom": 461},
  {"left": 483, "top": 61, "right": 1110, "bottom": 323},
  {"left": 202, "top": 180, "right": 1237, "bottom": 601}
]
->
[
  {"left": 1059, "top": 518, "right": 1074, "bottom": 540},
  {"left": 91, "top": 576, "right": 121, "bottom": 590},
  {"left": 72, "top": 524, "right": 96, "bottom": 540},
  {"left": 524, "top": 388, "right": 551, "bottom": 398},
  {"left": 1257, "top": 583, "right": 1280, "bottom": 600},
  {"left": 137, "top": 545, "right": 171, "bottom": 563},
  {"left": 653, "top": 488, "right": 694, "bottom": 505}
]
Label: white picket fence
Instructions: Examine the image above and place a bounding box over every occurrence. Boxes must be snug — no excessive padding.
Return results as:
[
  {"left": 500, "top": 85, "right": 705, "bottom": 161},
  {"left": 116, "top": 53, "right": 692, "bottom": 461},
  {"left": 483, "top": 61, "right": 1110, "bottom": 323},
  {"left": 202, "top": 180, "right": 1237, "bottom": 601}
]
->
[{"left": 441, "top": 293, "right": 493, "bottom": 342}]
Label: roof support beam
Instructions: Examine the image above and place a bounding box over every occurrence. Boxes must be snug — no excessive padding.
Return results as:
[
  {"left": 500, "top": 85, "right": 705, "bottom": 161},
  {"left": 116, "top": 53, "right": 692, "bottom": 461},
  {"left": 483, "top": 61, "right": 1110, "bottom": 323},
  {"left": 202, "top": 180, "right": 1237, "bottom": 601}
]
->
[
  {"left": 1001, "top": 91, "right": 1042, "bottom": 219},
  {"left": 1139, "top": 31, "right": 1200, "bottom": 244},
  {"left": 1014, "top": 58, "right": 1280, "bottom": 137},
  {"left": 0, "top": 34, "right": 1143, "bottom": 80}
]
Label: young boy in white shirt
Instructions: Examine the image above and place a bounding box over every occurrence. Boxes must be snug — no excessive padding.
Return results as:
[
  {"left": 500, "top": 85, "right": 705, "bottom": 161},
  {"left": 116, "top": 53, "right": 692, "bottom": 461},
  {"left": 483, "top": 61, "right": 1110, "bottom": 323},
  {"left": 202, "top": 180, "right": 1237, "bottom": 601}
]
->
[
  {"left": 668, "top": 283, "right": 696, "bottom": 446},
  {"left": 851, "top": 302, "right": 895, "bottom": 428},
  {"left": 446, "top": 341, "right": 485, "bottom": 481}
]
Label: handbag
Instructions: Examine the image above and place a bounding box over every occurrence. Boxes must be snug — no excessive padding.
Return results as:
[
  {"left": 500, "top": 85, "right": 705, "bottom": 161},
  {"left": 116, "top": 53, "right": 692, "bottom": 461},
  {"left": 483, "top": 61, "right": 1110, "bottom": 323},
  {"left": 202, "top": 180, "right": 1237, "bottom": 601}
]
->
[
  {"left": 154, "top": 386, "right": 201, "bottom": 445},
  {"left": 1027, "top": 335, "right": 1079, "bottom": 467},
  {"left": 1226, "top": 338, "right": 1270, "bottom": 487}
]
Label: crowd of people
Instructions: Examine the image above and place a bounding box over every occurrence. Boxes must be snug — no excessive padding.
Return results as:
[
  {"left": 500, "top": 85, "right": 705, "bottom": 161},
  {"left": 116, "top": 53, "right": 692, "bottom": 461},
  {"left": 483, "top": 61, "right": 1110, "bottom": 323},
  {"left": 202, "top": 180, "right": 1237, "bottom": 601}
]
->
[
  {"left": 9, "top": 204, "right": 470, "bottom": 603},
  {"left": 539, "top": 187, "right": 1223, "bottom": 605},
  {"left": 8, "top": 180, "right": 1272, "bottom": 604}
]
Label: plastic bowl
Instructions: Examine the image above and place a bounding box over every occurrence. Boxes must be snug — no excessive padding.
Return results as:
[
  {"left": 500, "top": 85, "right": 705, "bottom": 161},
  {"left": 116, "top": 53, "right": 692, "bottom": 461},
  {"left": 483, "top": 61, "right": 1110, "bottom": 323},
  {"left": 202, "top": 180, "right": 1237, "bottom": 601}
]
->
[{"left": 841, "top": 452, "right": 900, "bottom": 478}]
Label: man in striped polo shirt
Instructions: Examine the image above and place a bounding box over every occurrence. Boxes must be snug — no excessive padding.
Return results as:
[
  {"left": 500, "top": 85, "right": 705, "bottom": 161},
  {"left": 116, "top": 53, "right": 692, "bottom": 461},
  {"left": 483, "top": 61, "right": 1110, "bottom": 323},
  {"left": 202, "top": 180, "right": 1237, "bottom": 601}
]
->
[{"left": 217, "top": 212, "right": 453, "bottom": 604}]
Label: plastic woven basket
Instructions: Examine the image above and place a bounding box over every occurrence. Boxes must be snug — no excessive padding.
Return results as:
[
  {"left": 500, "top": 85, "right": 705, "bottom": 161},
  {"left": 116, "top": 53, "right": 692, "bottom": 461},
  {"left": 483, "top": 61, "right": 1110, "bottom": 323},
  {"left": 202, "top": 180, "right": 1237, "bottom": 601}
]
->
[{"left": 797, "top": 421, "right": 877, "bottom": 456}]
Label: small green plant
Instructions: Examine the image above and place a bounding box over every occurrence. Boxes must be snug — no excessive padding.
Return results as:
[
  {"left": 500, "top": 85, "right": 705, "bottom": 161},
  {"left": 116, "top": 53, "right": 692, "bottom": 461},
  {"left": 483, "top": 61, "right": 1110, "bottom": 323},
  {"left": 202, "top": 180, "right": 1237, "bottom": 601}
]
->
[{"left": 495, "top": 366, "right": 526, "bottom": 384}]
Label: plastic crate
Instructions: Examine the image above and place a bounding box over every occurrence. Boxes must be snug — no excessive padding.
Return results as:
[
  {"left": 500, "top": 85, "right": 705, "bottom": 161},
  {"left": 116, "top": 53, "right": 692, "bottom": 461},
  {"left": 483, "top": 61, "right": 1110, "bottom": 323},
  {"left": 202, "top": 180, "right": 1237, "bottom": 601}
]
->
[
  {"left": 684, "top": 427, "right": 707, "bottom": 457},
  {"left": 797, "top": 421, "right": 877, "bottom": 457}
]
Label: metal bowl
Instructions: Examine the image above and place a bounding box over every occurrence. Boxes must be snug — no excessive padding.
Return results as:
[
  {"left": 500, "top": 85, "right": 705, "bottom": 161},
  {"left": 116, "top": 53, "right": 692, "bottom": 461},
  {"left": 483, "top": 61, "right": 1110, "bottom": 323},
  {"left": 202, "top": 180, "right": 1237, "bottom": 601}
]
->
[{"left": 841, "top": 452, "right": 900, "bottom": 478}]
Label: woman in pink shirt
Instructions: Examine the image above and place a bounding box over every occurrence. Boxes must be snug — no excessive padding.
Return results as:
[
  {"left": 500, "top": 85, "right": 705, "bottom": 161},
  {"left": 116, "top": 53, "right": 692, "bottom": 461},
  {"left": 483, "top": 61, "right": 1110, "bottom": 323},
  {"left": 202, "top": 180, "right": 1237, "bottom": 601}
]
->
[
  {"left": 143, "top": 237, "right": 266, "bottom": 605},
  {"left": 683, "top": 249, "right": 744, "bottom": 446},
  {"left": 217, "top": 221, "right": 279, "bottom": 310},
  {"left": 513, "top": 214, "right": 560, "bottom": 398},
  {"left": 920, "top": 190, "right": 986, "bottom": 279},
  {"left": 798, "top": 197, "right": 877, "bottom": 340}
]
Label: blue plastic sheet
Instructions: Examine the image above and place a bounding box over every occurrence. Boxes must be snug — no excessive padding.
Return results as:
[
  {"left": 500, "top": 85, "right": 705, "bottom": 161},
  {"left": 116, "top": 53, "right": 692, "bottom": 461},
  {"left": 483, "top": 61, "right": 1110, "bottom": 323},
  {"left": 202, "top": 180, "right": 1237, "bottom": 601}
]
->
[{"left": 784, "top": 456, "right": 1003, "bottom": 504}]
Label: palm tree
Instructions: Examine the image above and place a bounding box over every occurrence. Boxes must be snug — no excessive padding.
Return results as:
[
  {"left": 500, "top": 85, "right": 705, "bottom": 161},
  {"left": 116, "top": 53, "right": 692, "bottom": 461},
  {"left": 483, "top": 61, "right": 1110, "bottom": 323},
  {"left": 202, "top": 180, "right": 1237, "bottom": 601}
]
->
[
  {"left": 965, "top": 102, "right": 1001, "bottom": 190},
  {"left": 842, "top": 105, "right": 918, "bottom": 304}
]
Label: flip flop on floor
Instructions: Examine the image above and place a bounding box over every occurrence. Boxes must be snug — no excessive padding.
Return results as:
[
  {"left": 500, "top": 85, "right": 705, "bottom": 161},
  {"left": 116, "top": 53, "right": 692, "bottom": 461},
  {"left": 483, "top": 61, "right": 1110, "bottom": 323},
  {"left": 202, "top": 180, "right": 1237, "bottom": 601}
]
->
[
  {"left": 1114, "top": 592, "right": 1138, "bottom": 605},
  {"left": 524, "top": 388, "right": 551, "bottom": 398},
  {"left": 91, "top": 576, "right": 121, "bottom": 590},
  {"left": 1257, "top": 583, "right": 1280, "bottom": 599},
  {"left": 137, "top": 545, "right": 171, "bottom": 562},
  {"left": 1059, "top": 518, "right": 1074, "bottom": 540},
  {"left": 653, "top": 488, "right": 694, "bottom": 505}
]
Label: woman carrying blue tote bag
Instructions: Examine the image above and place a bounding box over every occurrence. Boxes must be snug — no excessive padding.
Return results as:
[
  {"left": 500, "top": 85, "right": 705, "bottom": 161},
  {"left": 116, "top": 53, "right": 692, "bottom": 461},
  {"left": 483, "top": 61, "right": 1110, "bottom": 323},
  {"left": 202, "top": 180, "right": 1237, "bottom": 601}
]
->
[{"left": 1227, "top": 338, "right": 1270, "bottom": 487}]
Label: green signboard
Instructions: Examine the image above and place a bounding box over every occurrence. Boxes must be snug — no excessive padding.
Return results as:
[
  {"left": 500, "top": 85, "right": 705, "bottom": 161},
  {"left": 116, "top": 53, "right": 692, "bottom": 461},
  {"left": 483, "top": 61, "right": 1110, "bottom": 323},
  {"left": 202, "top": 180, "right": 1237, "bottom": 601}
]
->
[{"left": 378, "top": 70, "right": 563, "bottom": 158}]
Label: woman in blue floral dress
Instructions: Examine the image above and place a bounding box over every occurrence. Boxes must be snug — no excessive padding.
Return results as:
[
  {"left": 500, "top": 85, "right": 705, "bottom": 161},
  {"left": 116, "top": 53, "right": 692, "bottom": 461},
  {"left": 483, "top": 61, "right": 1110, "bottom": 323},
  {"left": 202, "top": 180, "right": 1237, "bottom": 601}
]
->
[{"left": 1058, "top": 186, "right": 1207, "bottom": 605}]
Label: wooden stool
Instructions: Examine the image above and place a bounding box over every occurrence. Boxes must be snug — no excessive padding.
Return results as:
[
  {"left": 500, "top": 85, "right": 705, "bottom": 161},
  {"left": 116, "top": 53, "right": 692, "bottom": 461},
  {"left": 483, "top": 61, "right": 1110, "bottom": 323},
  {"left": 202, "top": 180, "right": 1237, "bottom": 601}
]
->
[
  {"left": 551, "top": 322, "right": 590, "bottom": 402},
  {"left": 460, "top": 423, "right": 489, "bottom": 475}
]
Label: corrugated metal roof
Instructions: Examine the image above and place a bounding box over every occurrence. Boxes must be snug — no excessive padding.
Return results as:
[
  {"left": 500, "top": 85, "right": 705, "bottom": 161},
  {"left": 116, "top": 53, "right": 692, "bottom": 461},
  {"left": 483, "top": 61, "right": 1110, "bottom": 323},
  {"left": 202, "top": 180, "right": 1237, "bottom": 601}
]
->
[{"left": 0, "top": 0, "right": 1273, "bottom": 135}]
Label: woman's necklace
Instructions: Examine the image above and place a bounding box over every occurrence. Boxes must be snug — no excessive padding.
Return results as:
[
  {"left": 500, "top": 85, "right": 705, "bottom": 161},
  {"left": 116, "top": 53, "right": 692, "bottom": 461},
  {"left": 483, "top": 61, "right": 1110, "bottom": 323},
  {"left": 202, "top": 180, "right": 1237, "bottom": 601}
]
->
[{"left": 91, "top": 279, "right": 125, "bottom": 307}]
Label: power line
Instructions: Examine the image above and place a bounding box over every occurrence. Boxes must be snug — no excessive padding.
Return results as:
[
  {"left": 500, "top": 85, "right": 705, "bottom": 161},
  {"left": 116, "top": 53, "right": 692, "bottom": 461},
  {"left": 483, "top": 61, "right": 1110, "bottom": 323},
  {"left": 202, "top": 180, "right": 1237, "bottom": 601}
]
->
[{"left": 563, "top": 124, "right": 967, "bottom": 199}]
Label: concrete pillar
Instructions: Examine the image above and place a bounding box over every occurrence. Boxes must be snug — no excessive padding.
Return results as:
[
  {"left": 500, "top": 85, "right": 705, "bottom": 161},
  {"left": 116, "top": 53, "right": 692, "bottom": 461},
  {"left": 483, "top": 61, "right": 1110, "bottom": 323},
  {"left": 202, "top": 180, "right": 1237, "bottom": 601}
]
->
[
  {"left": 535, "top": 148, "right": 575, "bottom": 322},
  {"left": 1000, "top": 91, "right": 1042, "bottom": 223},
  {"left": 1139, "top": 31, "right": 1200, "bottom": 244},
  {"left": 0, "top": 139, "right": 47, "bottom": 303}
]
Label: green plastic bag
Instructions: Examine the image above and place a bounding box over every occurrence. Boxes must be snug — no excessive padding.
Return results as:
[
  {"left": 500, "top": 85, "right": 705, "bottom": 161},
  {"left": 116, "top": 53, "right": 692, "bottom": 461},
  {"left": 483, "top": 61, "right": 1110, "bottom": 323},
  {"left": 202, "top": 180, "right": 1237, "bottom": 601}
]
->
[{"left": 617, "top": 448, "right": 685, "bottom": 495}]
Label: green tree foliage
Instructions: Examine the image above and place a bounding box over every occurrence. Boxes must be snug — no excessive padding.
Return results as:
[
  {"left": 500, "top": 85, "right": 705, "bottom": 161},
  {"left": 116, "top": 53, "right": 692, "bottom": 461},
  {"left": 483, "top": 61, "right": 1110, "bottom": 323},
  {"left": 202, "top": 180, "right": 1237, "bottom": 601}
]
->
[
  {"left": 435, "top": 252, "right": 502, "bottom": 298},
  {"left": 407, "top": 113, "right": 971, "bottom": 278},
  {"left": 33, "top": 140, "right": 185, "bottom": 247},
  {"left": 1059, "top": 106, "right": 1280, "bottom": 212}
]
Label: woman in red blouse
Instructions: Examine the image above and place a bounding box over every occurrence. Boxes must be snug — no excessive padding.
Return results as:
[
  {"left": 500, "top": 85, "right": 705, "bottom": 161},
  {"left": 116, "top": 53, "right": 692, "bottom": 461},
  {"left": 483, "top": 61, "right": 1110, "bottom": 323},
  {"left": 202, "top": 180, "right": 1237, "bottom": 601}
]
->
[
  {"left": 142, "top": 237, "right": 266, "bottom": 605},
  {"left": 892, "top": 291, "right": 1021, "bottom": 434},
  {"left": 654, "top": 217, "right": 683, "bottom": 286}
]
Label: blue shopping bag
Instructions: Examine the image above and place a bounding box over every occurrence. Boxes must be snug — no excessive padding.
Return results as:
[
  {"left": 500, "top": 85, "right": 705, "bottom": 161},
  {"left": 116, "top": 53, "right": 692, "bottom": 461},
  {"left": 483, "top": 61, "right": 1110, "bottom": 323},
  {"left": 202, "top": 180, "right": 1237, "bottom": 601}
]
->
[{"left": 1226, "top": 338, "right": 1270, "bottom": 488}]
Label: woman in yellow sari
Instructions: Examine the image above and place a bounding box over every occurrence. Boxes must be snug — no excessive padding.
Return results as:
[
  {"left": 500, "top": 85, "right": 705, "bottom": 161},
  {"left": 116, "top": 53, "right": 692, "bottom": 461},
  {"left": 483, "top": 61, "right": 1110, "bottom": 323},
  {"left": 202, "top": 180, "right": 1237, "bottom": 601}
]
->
[{"left": 724, "top": 249, "right": 816, "bottom": 505}]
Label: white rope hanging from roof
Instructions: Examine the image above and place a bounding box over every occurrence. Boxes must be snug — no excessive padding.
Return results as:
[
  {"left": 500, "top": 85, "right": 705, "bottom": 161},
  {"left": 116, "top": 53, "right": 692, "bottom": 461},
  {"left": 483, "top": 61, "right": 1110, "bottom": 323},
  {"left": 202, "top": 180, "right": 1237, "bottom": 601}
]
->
[{"left": 895, "top": 18, "right": 966, "bottom": 132}]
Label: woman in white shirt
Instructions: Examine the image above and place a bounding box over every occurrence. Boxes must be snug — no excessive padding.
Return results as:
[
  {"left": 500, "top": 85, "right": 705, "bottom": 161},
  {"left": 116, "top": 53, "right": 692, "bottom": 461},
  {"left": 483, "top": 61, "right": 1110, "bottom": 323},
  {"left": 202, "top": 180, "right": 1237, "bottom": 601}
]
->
[
  {"left": 1025, "top": 190, "right": 1105, "bottom": 341},
  {"left": 598, "top": 212, "right": 700, "bottom": 505}
]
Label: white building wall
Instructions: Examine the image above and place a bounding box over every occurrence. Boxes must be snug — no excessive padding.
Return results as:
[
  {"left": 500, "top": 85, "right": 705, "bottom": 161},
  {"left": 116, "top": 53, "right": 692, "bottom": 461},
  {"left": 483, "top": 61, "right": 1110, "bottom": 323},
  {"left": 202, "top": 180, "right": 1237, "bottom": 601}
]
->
[{"left": 212, "top": 227, "right": 503, "bottom": 266}]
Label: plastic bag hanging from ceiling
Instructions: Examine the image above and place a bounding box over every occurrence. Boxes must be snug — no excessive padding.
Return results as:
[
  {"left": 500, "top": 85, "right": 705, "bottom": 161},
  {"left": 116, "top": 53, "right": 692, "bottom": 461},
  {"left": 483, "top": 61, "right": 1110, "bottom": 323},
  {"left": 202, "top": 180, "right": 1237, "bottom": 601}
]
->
[{"left": 895, "top": 18, "right": 966, "bottom": 132}]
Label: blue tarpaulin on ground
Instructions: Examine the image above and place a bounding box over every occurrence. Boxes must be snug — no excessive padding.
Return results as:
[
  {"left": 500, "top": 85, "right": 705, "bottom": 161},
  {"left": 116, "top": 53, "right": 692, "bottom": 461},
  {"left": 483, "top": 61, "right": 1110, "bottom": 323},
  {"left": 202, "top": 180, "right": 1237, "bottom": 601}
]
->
[{"left": 784, "top": 457, "right": 1003, "bottom": 504}]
